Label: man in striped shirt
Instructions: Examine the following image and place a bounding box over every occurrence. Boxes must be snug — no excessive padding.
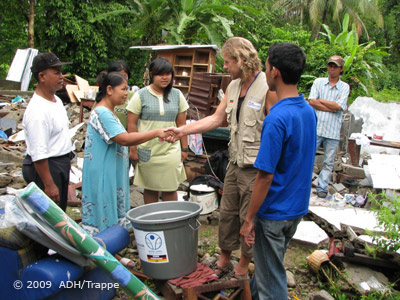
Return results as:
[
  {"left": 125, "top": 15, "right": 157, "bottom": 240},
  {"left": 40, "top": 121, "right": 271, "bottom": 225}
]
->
[{"left": 308, "top": 55, "right": 350, "bottom": 198}]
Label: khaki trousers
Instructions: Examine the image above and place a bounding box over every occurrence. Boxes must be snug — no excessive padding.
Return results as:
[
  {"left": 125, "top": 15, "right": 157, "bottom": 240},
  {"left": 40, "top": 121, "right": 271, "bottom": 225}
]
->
[{"left": 218, "top": 163, "right": 258, "bottom": 258}]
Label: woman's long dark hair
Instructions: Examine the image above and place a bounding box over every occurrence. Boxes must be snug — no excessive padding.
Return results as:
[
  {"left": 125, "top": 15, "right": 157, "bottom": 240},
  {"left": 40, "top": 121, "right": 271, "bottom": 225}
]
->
[
  {"left": 95, "top": 72, "right": 127, "bottom": 102},
  {"left": 149, "top": 57, "right": 174, "bottom": 103},
  {"left": 108, "top": 60, "right": 131, "bottom": 79},
  {"left": 96, "top": 61, "right": 131, "bottom": 86}
]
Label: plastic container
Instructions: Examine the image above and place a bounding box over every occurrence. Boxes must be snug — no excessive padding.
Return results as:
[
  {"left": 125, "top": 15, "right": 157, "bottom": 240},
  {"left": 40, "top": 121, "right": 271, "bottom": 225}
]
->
[
  {"left": 127, "top": 201, "right": 202, "bottom": 279},
  {"left": 189, "top": 184, "right": 218, "bottom": 215}
]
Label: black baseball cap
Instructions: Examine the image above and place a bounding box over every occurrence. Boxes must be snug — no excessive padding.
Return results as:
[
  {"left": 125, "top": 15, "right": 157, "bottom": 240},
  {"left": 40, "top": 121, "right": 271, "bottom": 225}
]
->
[{"left": 31, "top": 52, "right": 72, "bottom": 73}]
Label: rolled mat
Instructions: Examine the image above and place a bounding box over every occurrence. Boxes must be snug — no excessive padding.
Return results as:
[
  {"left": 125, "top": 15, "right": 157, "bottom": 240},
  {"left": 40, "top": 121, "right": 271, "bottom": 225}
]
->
[{"left": 19, "top": 182, "right": 159, "bottom": 300}]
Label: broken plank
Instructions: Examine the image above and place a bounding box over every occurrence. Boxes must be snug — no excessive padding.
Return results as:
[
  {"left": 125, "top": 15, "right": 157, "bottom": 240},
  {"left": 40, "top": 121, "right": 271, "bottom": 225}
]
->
[
  {"left": 154, "top": 280, "right": 183, "bottom": 300},
  {"left": 333, "top": 252, "right": 400, "bottom": 270}
]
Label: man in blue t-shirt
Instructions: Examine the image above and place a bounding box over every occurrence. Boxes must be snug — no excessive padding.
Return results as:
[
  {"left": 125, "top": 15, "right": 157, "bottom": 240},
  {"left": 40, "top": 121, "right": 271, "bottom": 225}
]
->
[{"left": 240, "top": 43, "right": 317, "bottom": 300}]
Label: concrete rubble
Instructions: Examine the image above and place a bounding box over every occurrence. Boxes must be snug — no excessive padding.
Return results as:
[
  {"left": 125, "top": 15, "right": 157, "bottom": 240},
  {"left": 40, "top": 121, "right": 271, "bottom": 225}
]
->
[{"left": 1, "top": 93, "right": 400, "bottom": 298}]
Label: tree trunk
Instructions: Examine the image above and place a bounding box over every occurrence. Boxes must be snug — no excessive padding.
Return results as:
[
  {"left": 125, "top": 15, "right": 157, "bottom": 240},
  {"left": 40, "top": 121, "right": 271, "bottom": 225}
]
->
[
  {"left": 300, "top": 8, "right": 303, "bottom": 26},
  {"left": 28, "top": 0, "right": 35, "bottom": 48},
  {"left": 312, "top": 6, "right": 328, "bottom": 40}
]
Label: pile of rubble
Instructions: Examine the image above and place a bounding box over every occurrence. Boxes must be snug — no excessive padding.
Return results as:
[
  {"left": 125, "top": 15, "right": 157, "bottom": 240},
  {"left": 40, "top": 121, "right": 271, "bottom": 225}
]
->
[
  {"left": 0, "top": 99, "right": 88, "bottom": 193},
  {"left": 1, "top": 93, "right": 400, "bottom": 299}
]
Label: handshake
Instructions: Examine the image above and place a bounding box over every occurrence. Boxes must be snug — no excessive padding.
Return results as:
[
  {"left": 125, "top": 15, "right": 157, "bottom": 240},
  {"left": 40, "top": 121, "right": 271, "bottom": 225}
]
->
[{"left": 158, "top": 127, "right": 184, "bottom": 143}]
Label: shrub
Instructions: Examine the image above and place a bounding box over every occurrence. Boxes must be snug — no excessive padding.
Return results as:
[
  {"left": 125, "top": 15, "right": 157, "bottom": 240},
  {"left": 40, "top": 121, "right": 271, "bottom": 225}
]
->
[{"left": 366, "top": 191, "right": 400, "bottom": 254}]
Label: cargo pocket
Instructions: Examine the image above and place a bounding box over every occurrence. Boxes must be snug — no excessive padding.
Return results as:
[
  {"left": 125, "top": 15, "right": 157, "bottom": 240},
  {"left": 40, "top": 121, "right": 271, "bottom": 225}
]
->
[
  {"left": 225, "top": 106, "right": 233, "bottom": 125},
  {"left": 242, "top": 144, "right": 260, "bottom": 167},
  {"left": 242, "top": 119, "right": 257, "bottom": 143},
  {"left": 137, "top": 148, "right": 151, "bottom": 162}
]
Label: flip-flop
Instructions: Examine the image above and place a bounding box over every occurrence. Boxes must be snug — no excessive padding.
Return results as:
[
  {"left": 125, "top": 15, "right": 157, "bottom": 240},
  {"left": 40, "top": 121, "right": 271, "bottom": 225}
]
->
[{"left": 214, "top": 262, "right": 233, "bottom": 278}]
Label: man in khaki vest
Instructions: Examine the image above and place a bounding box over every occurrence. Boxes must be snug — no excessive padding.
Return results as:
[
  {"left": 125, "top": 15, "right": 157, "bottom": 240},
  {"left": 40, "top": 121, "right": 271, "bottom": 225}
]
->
[{"left": 166, "top": 37, "right": 278, "bottom": 279}]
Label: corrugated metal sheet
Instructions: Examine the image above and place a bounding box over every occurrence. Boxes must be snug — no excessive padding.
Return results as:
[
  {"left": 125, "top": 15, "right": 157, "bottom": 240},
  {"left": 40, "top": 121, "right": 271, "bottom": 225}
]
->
[{"left": 130, "top": 45, "right": 219, "bottom": 51}]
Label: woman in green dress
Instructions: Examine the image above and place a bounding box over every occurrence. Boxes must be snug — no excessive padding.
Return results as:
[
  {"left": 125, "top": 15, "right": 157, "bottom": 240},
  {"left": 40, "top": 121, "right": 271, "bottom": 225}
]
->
[{"left": 127, "top": 58, "right": 189, "bottom": 204}]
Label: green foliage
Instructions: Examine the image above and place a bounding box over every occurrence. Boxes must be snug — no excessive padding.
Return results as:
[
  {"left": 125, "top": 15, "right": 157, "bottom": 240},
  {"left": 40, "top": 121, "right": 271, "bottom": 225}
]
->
[
  {"left": 199, "top": 241, "right": 217, "bottom": 255},
  {"left": 360, "top": 290, "right": 400, "bottom": 300},
  {"left": 93, "top": 0, "right": 254, "bottom": 49},
  {"left": 320, "top": 14, "right": 389, "bottom": 102},
  {"left": 90, "top": 0, "right": 166, "bottom": 46},
  {"left": 366, "top": 191, "right": 400, "bottom": 254},
  {"left": 33, "top": 0, "right": 141, "bottom": 82},
  {"left": 272, "top": 0, "right": 383, "bottom": 41},
  {"left": 0, "top": 63, "right": 10, "bottom": 80},
  {"left": 200, "top": 230, "right": 211, "bottom": 238},
  {"left": 163, "top": 0, "right": 248, "bottom": 47},
  {"left": 371, "top": 88, "right": 400, "bottom": 103},
  {"left": 1, "top": 0, "right": 398, "bottom": 99},
  {"left": 378, "top": 0, "right": 400, "bottom": 63},
  {"left": 255, "top": 24, "right": 345, "bottom": 94},
  {"left": 0, "top": 2, "right": 31, "bottom": 78},
  {"left": 322, "top": 267, "right": 399, "bottom": 299}
]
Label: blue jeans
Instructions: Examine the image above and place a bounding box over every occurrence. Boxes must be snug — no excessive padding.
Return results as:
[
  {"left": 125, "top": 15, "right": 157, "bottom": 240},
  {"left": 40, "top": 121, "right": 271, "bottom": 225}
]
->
[
  {"left": 250, "top": 216, "right": 302, "bottom": 300},
  {"left": 316, "top": 136, "right": 339, "bottom": 194}
]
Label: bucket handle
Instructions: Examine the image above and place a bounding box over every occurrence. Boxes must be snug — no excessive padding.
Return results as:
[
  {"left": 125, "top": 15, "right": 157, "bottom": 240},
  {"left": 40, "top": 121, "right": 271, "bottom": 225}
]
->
[{"left": 188, "top": 218, "right": 201, "bottom": 231}]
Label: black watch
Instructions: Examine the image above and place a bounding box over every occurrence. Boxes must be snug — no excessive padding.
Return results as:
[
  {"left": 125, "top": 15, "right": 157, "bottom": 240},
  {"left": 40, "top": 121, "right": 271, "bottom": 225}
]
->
[{"left": 181, "top": 148, "right": 189, "bottom": 152}]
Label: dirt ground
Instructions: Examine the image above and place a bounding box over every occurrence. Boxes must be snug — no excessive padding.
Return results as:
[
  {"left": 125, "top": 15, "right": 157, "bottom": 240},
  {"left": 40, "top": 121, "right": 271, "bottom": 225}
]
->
[
  {"left": 113, "top": 221, "right": 318, "bottom": 300},
  {"left": 197, "top": 222, "right": 318, "bottom": 300}
]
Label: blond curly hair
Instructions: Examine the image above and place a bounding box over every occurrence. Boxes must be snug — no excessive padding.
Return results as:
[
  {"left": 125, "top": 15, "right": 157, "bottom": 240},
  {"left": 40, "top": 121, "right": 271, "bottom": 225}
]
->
[{"left": 221, "top": 37, "right": 262, "bottom": 80}]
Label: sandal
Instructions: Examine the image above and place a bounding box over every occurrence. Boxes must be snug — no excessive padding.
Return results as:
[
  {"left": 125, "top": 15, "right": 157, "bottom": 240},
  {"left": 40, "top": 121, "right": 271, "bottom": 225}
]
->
[
  {"left": 213, "top": 262, "right": 233, "bottom": 278},
  {"left": 228, "top": 271, "right": 249, "bottom": 281}
]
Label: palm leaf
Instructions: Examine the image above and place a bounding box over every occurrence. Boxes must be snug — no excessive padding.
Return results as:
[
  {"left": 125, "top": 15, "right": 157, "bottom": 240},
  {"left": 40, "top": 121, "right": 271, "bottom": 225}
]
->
[
  {"left": 214, "top": 15, "right": 233, "bottom": 38},
  {"left": 342, "top": 13, "right": 350, "bottom": 31},
  {"left": 176, "top": 12, "right": 195, "bottom": 34},
  {"left": 200, "top": 23, "right": 222, "bottom": 48},
  {"left": 321, "top": 24, "right": 334, "bottom": 44},
  {"left": 230, "top": 4, "right": 261, "bottom": 15},
  {"left": 182, "top": 0, "right": 194, "bottom": 13}
]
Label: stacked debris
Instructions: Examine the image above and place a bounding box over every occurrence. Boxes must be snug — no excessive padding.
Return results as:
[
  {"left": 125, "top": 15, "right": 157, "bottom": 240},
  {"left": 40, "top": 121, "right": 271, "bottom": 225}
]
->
[{"left": 1, "top": 92, "right": 400, "bottom": 299}]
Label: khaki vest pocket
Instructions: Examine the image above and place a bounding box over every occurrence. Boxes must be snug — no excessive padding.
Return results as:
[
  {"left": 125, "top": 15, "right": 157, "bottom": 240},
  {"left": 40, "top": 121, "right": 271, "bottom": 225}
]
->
[
  {"left": 242, "top": 119, "right": 258, "bottom": 143},
  {"left": 242, "top": 144, "right": 260, "bottom": 166},
  {"left": 225, "top": 105, "right": 233, "bottom": 125}
]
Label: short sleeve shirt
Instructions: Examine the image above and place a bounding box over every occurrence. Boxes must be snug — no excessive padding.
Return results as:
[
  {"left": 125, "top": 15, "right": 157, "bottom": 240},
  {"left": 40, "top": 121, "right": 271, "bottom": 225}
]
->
[
  {"left": 22, "top": 93, "right": 72, "bottom": 161},
  {"left": 309, "top": 78, "right": 350, "bottom": 140},
  {"left": 255, "top": 95, "right": 317, "bottom": 221}
]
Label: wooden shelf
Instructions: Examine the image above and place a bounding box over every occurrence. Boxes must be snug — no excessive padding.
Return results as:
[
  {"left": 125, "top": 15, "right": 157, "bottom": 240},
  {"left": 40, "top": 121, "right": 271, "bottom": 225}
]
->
[
  {"left": 194, "top": 66, "right": 208, "bottom": 72},
  {"left": 157, "top": 48, "right": 216, "bottom": 93}
]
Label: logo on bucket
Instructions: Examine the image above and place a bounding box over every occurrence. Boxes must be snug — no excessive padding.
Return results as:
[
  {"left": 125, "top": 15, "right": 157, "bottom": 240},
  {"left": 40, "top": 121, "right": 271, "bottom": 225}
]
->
[
  {"left": 145, "top": 233, "right": 162, "bottom": 250},
  {"left": 134, "top": 229, "right": 170, "bottom": 264}
]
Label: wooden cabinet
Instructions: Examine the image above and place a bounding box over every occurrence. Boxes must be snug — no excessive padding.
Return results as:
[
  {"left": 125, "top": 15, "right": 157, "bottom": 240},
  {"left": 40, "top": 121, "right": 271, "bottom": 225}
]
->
[
  {"left": 173, "top": 54, "right": 193, "bottom": 91},
  {"left": 156, "top": 46, "right": 217, "bottom": 94}
]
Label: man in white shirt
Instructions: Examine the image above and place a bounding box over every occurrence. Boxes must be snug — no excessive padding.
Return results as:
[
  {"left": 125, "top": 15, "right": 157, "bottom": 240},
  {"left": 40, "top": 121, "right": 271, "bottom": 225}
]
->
[
  {"left": 308, "top": 55, "right": 350, "bottom": 198},
  {"left": 22, "top": 52, "right": 72, "bottom": 211}
]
